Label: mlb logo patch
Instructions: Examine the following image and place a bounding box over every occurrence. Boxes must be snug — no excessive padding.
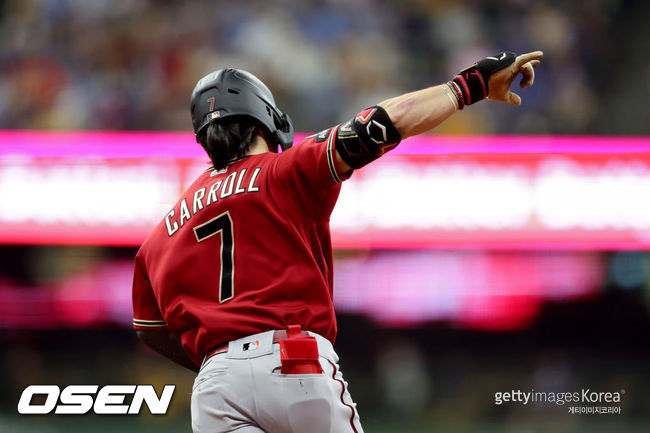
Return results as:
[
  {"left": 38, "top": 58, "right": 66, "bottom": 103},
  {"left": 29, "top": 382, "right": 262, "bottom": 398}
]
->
[{"left": 243, "top": 340, "right": 260, "bottom": 351}]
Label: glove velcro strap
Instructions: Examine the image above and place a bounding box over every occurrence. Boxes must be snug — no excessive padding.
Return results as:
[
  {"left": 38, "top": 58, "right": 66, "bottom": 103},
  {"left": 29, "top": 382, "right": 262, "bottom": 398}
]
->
[
  {"left": 452, "top": 51, "right": 516, "bottom": 106},
  {"left": 453, "top": 71, "right": 487, "bottom": 105}
]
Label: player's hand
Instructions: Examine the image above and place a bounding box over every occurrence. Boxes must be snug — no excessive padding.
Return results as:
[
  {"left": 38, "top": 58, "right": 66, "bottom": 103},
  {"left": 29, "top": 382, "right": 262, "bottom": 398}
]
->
[{"left": 487, "top": 51, "right": 543, "bottom": 106}]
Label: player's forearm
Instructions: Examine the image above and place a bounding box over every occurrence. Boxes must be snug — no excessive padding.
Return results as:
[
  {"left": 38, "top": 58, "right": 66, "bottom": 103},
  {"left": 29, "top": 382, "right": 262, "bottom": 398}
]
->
[
  {"left": 378, "top": 51, "right": 543, "bottom": 140},
  {"left": 334, "top": 51, "right": 543, "bottom": 175},
  {"left": 136, "top": 329, "right": 199, "bottom": 372},
  {"left": 378, "top": 85, "right": 457, "bottom": 140}
]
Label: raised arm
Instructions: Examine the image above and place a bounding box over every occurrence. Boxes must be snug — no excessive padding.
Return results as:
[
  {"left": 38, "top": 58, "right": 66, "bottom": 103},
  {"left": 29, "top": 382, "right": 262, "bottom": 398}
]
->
[
  {"left": 380, "top": 51, "right": 543, "bottom": 139},
  {"left": 334, "top": 51, "right": 543, "bottom": 173}
]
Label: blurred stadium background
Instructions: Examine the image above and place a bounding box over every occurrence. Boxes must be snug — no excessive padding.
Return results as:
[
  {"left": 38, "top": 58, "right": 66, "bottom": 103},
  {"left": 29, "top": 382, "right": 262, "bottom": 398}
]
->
[{"left": 1, "top": 0, "right": 649, "bottom": 432}]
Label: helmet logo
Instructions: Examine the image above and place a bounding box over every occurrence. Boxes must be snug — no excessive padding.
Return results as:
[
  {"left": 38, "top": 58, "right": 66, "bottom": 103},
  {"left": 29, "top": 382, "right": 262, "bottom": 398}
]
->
[
  {"left": 207, "top": 111, "right": 221, "bottom": 122},
  {"left": 207, "top": 97, "right": 215, "bottom": 111}
]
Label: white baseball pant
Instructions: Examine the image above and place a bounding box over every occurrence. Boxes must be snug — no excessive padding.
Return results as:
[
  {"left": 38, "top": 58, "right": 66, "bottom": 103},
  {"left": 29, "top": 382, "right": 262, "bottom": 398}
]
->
[{"left": 191, "top": 330, "right": 363, "bottom": 433}]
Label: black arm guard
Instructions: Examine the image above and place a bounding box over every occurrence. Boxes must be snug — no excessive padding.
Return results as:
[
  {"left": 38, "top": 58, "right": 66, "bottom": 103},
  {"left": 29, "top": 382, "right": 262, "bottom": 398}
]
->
[
  {"left": 335, "top": 105, "right": 402, "bottom": 170},
  {"left": 450, "top": 51, "right": 516, "bottom": 107}
]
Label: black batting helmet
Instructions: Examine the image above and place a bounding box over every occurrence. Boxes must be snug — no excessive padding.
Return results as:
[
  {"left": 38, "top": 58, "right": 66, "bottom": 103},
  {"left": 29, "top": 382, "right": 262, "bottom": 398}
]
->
[{"left": 190, "top": 68, "right": 294, "bottom": 151}]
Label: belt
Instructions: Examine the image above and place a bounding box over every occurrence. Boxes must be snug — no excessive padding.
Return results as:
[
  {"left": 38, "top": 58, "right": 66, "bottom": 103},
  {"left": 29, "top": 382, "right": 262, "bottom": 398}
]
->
[{"left": 205, "top": 329, "right": 311, "bottom": 361}]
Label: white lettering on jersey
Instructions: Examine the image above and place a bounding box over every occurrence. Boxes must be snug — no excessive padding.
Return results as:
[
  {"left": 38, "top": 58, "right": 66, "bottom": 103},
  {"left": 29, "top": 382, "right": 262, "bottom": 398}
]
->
[
  {"left": 234, "top": 169, "right": 247, "bottom": 194},
  {"left": 248, "top": 167, "right": 261, "bottom": 192},
  {"left": 165, "top": 209, "right": 179, "bottom": 236},
  {"left": 221, "top": 172, "right": 237, "bottom": 197},
  {"left": 206, "top": 180, "right": 222, "bottom": 206},
  {"left": 179, "top": 199, "right": 191, "bottom": 226},
  {"left": 165, "top": 168, "right": 264, "bottom": 237},
  {"left": 193, "top": 187, "right": 206, "bottom": 214}
]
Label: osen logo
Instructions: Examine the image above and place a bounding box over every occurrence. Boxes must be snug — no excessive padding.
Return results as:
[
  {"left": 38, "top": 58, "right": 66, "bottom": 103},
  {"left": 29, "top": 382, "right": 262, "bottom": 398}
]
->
[{"left": 18, "top": 385, "right": 175, "bottom": 415}]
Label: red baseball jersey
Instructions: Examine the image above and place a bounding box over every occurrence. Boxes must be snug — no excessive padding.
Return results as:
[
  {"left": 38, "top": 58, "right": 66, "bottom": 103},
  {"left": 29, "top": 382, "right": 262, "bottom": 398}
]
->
[{"left": 132, "top": 127, "right": 347, "bottom": 367}]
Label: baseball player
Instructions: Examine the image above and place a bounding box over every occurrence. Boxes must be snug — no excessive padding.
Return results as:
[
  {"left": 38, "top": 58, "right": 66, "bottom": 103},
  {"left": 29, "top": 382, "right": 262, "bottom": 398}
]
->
[{"left": 132, "top": 50, "right": 543, "bottom": 433}]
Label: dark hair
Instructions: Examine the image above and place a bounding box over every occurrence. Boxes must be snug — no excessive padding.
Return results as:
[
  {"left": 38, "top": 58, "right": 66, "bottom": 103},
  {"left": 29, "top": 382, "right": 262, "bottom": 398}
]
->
[{"left": 198, "top": 118, "right": 259, "bottom": 170}]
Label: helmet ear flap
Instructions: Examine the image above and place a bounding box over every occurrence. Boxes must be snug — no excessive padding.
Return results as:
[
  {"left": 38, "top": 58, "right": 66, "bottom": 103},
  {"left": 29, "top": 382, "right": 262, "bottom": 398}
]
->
[{"left": 272, "top": 112, "right": 294, "bottom": 151}]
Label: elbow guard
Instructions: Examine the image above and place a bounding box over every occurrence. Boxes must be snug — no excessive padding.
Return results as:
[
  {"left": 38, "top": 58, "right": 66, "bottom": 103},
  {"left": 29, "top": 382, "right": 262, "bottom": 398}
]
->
[{"left": 335, "top": 105, "right": 401, "bottom": 169}]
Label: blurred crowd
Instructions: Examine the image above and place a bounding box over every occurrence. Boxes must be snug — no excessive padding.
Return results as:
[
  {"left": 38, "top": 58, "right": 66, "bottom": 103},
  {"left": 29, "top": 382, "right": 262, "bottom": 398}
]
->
[{"left": 0, "top": 0, "right": 647, "bottom": 135}]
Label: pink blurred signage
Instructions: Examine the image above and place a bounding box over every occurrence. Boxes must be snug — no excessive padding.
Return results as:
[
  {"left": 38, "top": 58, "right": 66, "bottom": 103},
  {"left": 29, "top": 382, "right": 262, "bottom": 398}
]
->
[{"left": 1, "top": 130, "right": 649, "bottom": 249}]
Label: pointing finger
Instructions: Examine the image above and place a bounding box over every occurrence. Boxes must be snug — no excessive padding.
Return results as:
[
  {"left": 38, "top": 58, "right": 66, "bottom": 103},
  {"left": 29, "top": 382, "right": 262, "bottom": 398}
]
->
[{"left": 516, "top": 51, "right": 544, "bottom": 68}]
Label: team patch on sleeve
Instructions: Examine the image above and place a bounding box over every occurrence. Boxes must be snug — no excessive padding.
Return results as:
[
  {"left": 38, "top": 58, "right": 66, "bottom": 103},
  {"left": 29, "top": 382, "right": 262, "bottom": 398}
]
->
[{"left": 133, "top": 318, "right": 167, "bottom": 328}]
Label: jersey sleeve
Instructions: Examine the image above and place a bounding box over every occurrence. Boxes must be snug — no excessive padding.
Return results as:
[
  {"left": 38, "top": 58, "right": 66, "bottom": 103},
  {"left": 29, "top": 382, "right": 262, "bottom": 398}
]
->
[
  {"left": 132, "top": 252, "right": 167, "bottom": 330},
  {"left": 271, "top": 125, "right": 350, "bottom": 221}
]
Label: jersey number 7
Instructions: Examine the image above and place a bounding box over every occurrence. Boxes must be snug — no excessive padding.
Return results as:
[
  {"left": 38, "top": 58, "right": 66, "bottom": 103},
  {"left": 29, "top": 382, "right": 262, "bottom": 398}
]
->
[{"left": 193, "top": 212, "right": 235, "bottom": 303}]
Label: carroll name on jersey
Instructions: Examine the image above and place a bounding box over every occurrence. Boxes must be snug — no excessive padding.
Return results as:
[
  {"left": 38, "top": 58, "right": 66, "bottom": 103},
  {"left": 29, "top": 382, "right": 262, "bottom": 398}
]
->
[{"left": 164, "top": 167, "right": 262, "bottom": 237}]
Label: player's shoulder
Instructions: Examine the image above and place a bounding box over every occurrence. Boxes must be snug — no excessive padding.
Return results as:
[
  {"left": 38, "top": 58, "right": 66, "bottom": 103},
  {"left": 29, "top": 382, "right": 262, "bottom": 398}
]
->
[{"left": 277, "top": 127, "right": 338, "bottom": 160}]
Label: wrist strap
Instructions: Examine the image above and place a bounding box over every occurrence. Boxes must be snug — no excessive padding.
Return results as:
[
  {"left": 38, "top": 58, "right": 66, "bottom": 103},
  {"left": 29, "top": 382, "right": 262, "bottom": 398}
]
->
[
  {"left": 451, "top": 51, "right": 516, "bottom": 106},
  {"left": 445, "top": 81, "right": 465, "bottom": 110}
]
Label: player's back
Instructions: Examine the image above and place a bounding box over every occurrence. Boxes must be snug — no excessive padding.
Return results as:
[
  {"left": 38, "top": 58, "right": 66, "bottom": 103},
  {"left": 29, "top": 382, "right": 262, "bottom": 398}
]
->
[{"left": 135, "top": 136, "right": 342, "bottom": 365}]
